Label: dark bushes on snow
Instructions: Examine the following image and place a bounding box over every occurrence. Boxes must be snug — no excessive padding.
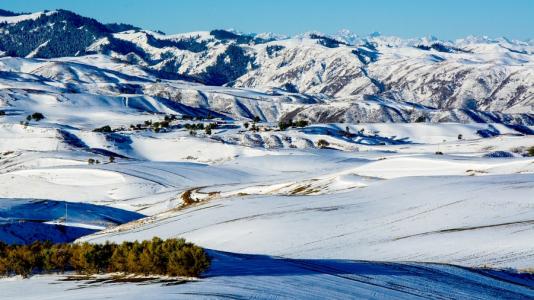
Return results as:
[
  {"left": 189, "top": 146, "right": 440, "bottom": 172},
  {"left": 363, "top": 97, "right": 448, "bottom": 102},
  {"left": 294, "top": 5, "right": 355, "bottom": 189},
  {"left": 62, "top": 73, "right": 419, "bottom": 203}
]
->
[
  {"left": 0, "top": 238, "right": 210, "bottom": 278},
  {"left": 278, "top": 120, "right": 309, "bottom": 131},
  {"left": 317, "top": 139, "right": 330, "bottom": 148},
  {"left": 93, "top": 125, "right": 112, "bottom": 133},
  {"left": 415, "top": 116, "right": 426, "bottom": 123},
  {"left": 26, "top": 112, "right": 45, "bottom": 122}
]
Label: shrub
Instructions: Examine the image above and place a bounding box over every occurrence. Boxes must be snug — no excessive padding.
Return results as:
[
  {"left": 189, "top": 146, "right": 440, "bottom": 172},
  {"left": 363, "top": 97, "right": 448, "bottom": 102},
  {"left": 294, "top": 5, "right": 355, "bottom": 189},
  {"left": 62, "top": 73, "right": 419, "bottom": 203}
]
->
[
  {"left": 278, "top": 120, "right": 308, "bottom": 130},
  {"left": 26, "top": 113, "right": 45, "bottom": 122},
  {"left": 243, "top": 122, "right": 249, "bottom": 129},
  {"left": 524, "top": 146, "right": 534, "bottom": 157},
  {"left": 31, "top": 112, "right": 45, "bottom": 121},
  {"left": 0, "top": 111, "right": 5, "bottom": 116},
  {"left": 415, "top": 116, "right": 426, "bottom": 123},
  {"left": 7, "top": 245, "right": 36, "bottom": 278},
  {"left": 93, "top": 125, "right": 112, "bottom": 133},
  {"left": 278, "top": 121, "right": 290, "bottom": 131},
  {"left": 317, "top": 139, "right": 330, "bottom": 149},
  {"left": 164, "top": 114, "right": 177, "bottom": 122},
  {"left": 294, "top": 120, "right": 308, "bottom": 128},
  {"left": 46, "top": 244, "right": 71, "bottom": 273},
  {"left": 0, "top": 238, "right": 210, "bottom": 278}
]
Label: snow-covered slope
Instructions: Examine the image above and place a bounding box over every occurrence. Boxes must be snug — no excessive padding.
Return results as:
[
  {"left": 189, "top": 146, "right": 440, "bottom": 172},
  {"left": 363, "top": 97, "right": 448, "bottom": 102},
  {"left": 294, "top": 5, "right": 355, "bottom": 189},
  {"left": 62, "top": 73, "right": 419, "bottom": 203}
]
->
[
  {"left": 3, "top": 250, "right": 534, "bottom": 299},
  {"left": 1, "top": 8, "right": 534, "bottom": 299}
]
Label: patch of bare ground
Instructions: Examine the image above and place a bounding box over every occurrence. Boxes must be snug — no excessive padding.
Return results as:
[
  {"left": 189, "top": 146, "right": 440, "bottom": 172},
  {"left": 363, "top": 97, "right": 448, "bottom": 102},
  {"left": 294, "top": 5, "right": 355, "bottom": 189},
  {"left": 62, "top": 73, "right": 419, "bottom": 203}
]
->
[
  {"left": 289, "top": 184, "right": 321, "bottom": 195},
  {"left": 179, "top": 188, "right": 221, "bottom": 208}
]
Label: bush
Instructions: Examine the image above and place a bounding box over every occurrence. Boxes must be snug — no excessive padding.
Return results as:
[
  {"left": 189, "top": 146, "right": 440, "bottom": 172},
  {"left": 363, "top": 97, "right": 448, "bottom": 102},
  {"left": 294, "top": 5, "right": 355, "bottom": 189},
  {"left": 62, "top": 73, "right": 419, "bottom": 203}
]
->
[
  {"left": 483, "top": 151, "right": 514, "bottom": 158},
  {"left": 415, "top": 116, "right": 426, "bottom": 123},
  {"left": 93, "top": 125, "right": 112, "bottom": 133},
  {"left": 528, "top": 146, "right": 534, "bottom": 157},
  {"left": 294, "top": 120, "right": 308, "bottom": 128},
  {"left": 26, "top": 113, "right": 45, "bottom": 122},
  {"left": 0, "top": 238, "right": 210, "bottom": 278},
  {"left": 278, "top": 121, "right": 290, "bottom": 131},
  {"left": 31, "top": 112, "right": 45, "bottom": 121},
  {"left": 183, "top": 123, "right": 205, "bottom": 131},
  {"left": 278, "top": 120, "right": 308, "bottom": 131},
  {"left": 317, "top": 139, "right": 330, "bottom": 149},
  {"left": 164, "top": 114, "right": 177, "bottom": 122}
]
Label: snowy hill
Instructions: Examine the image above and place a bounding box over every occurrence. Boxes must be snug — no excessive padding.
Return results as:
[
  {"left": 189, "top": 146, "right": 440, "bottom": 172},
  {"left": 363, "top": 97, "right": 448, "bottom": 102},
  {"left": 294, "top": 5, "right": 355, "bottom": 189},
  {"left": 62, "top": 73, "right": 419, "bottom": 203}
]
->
[{"left": 0, "top": 8, "right": 534, "bottom": 299}]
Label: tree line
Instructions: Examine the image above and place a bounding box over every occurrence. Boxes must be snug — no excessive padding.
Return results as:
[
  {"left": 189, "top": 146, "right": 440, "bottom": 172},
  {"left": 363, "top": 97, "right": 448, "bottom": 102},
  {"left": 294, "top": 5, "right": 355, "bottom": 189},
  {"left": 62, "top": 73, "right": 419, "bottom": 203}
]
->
[{"left": 0, "top": 237, "right": 210, "bottom": 278}]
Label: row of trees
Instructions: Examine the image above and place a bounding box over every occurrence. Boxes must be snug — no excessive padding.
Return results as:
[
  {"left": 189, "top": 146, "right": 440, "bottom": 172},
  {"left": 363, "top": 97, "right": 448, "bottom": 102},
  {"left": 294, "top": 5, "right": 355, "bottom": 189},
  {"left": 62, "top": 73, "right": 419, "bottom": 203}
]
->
[
  {"left": 0, "top": 238, "right": 210, "bottom": 278},
  {"left": 184, "top": 123, "right": 218, "bottom": 135},
  {"left": 278, "top": 120, "right": 309, "bottom": 131}
]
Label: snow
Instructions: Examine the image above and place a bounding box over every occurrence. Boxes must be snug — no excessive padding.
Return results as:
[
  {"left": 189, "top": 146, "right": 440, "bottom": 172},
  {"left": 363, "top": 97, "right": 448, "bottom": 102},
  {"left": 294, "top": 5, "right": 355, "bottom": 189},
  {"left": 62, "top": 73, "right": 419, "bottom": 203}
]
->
[
  {"left": 0, "top": 52, "right": 533, "bottom": 298},
  {"left": 2, "top": 251, "right": 534, "bottom": 299}
]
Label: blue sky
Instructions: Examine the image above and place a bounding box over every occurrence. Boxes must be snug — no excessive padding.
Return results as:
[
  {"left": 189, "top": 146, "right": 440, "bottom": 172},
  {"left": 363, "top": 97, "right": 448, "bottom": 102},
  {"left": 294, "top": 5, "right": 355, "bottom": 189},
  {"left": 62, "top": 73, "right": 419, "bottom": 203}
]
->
[{"left": 2, "top": 0, "right": 534, "bottom": 40}]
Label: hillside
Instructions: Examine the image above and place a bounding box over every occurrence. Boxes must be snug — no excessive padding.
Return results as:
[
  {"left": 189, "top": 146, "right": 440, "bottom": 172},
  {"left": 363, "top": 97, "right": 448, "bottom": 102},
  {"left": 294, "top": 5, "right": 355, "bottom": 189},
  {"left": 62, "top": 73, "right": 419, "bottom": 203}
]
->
[{"left": 0, "top": 7, "right": 533, "bottom": 300}]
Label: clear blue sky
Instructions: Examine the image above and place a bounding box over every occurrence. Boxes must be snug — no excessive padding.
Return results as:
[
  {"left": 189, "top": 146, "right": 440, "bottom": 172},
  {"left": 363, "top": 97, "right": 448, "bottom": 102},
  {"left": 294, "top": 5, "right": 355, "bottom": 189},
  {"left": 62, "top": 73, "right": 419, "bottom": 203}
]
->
[{"left": 2, "top": 0, "right": 533, "bottom": 40}]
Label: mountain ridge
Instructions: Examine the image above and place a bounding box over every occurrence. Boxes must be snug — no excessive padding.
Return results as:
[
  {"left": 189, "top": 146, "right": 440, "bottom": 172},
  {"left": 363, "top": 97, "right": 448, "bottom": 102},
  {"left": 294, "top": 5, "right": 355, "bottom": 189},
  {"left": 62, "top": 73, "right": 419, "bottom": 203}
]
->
[{"left": 0, "top": 9, "right": 532, "bottom": 124}]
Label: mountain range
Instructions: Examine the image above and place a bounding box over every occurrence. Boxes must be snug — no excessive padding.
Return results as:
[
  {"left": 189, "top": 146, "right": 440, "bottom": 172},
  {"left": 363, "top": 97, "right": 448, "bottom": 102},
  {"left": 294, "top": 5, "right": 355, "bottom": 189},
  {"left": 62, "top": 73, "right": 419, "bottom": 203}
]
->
[{"left": 0, "top": 9, "right": 532, "bottom": 124}]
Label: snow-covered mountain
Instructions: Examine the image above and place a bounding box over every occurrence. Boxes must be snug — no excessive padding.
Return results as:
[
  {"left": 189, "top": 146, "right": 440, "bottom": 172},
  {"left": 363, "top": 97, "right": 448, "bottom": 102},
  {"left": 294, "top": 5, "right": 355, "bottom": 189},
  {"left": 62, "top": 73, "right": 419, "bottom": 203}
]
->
[{"left": 0, "top": 9, "right": 532, "bottom": 123}]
